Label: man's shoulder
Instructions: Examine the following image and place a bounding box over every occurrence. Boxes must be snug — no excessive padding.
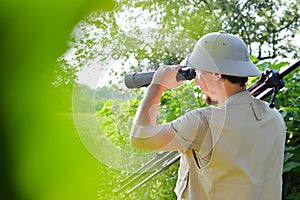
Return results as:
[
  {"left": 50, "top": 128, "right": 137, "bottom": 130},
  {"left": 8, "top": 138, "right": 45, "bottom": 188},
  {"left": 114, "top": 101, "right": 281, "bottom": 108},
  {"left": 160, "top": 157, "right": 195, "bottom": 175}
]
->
[{"left": 197, "top": 105, "right": 227, "bottom": 119}]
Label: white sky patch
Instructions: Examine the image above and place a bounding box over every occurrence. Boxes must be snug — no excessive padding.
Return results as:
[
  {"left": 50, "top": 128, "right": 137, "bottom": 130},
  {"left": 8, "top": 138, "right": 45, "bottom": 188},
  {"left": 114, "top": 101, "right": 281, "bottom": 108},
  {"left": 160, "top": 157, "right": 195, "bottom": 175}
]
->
[
  {"left": 72, "top": 7, "right": 161, "bottom": 89},
  {"left": 115, "top": 6, "right": 161, "bottom": 32}
]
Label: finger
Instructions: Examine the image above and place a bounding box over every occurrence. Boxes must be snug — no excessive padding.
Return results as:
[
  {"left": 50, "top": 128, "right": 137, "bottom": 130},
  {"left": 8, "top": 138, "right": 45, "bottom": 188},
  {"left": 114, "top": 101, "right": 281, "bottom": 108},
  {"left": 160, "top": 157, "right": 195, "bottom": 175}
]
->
[
  {"left": 177, "top": 80, "right": 183, "bottom": 85},
  {"left": 174, "top": 65, "right": 182, "bottom": 71}
]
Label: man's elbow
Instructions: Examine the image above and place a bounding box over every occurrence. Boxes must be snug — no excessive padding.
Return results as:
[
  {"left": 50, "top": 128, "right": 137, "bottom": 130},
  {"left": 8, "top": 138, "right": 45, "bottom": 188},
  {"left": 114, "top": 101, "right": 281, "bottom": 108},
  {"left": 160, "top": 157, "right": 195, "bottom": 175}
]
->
[
  {"left": 129, "top": 124, "right": 159, "bottom": 150},
  {"left": 129, "top": 127, "right": 143, "bottom": 149},
  {"left": 129, "top": 125, "right": 147, "bottom": 149},
  {"left": 130, "top": 136, "right": 141, "bottom": 149}
]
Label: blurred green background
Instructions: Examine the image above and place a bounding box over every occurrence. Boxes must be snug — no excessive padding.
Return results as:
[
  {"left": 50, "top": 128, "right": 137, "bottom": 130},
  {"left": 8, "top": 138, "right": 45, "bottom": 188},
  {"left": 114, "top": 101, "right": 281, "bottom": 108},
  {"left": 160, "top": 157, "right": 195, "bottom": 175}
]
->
[{"left": 0, "top": 1, "right": 114, "bottom": 200}]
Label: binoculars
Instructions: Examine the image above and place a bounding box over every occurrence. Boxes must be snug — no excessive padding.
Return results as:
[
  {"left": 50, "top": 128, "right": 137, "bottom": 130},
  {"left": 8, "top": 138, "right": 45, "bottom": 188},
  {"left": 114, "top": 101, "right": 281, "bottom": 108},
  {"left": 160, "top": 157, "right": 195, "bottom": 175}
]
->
[{"left": 124, "top": 68, "right": 196, "bottom": 89}]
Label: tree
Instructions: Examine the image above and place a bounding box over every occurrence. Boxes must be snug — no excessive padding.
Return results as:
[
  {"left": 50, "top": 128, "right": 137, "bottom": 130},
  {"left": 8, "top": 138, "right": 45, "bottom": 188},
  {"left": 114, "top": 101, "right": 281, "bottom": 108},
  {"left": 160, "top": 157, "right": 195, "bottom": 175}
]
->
[
  {"left": 208, "top": 0, "right": 300, "bottom": 60},
  {"left": 55, "top": 0, "right": 299, "bottom": 91}
]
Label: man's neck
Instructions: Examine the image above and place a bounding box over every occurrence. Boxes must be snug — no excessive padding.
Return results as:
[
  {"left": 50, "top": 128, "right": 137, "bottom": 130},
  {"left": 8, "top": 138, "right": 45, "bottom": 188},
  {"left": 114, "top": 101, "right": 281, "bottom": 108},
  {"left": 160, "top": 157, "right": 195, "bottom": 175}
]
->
[{"left": 217, "top": 80, "right": 246, "bottom": 105}]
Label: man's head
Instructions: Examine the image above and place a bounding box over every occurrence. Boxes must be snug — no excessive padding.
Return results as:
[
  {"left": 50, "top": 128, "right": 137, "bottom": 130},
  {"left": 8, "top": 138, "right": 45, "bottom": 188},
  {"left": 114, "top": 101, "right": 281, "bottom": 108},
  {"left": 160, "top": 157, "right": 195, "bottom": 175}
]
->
[
  {"left": 186, "top": 31, "right": 260, "bottom": 77},
  {"left": 187, "top": 31, "right": 260, "bottom": 105}
]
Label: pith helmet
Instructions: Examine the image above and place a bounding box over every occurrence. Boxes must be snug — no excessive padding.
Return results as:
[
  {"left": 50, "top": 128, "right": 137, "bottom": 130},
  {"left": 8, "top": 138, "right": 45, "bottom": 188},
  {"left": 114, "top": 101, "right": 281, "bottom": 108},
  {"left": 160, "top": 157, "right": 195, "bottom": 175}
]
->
[{"left": 186, "top": 31, "right": 260, "bottom": 77}]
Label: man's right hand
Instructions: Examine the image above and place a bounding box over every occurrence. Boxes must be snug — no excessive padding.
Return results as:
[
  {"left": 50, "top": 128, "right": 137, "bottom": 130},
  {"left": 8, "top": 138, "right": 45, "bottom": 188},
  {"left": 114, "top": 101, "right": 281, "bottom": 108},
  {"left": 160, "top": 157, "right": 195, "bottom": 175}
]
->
[{"left": 151, "top": 65, "right": 183, "bottom": 90}]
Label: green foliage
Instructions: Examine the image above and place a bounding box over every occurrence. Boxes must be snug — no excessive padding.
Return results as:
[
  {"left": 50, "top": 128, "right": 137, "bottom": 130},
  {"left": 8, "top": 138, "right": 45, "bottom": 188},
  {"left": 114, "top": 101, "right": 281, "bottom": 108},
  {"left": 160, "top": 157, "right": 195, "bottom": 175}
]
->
[
  {"left": 94, "top": 86, "right": 142, "bottom": 153},
  {"left": 55, "top": 0, "right": 299, "bottom": 95},
  {"left": 158, "top": 82, "right": 207, "bottom": 123},
  {"left": 209, "top": 0, "right": 300, "bottom": 59},
  {"left": 96, "top": 159, "right": 179, "bottom": 199}
]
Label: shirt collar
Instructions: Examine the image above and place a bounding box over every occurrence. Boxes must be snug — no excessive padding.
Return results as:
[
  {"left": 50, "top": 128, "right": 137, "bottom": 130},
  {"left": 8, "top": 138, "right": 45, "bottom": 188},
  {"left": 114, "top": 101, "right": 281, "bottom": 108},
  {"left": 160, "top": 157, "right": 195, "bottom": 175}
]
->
[{"left": 221, "top": 90, "right": 254, "bottom": 107}]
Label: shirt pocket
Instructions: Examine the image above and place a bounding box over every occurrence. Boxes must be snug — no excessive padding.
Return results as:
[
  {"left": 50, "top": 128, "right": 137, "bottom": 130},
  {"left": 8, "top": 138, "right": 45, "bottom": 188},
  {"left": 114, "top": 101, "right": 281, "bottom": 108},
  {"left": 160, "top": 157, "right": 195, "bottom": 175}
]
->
[
  {"left": 214, "top": 182, "right": 256, "bottom": 200},
  {"left": 174, "top": 170, "right": 189, "bottom": 199}
]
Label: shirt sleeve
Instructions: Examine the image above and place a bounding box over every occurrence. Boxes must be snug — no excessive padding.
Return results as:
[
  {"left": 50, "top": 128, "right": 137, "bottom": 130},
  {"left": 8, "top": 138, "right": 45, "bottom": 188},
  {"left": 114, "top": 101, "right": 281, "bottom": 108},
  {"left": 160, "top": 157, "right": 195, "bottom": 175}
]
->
[{"left": 169, "top": 109, "right": 209, "bottom": 151}]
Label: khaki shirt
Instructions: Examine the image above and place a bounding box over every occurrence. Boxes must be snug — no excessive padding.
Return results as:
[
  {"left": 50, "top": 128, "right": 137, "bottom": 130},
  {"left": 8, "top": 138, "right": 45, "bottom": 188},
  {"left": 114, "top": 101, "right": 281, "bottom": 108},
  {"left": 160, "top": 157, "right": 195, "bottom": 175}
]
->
[{"left": 171, "top": 91, "right": 286, "bottom": 200}]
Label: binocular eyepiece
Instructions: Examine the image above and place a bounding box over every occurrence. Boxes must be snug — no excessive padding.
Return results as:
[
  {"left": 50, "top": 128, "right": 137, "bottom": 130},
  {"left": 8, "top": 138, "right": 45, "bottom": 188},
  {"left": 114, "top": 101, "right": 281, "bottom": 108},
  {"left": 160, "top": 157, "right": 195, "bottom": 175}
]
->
[{"left": 124, "top": 68, "right": 196, "bottom": 89}]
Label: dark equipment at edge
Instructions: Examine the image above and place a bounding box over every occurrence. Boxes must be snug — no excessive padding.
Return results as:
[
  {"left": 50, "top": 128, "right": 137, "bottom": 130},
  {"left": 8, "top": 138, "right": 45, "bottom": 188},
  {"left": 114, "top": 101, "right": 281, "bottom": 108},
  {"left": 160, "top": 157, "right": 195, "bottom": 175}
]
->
[{"left": 118, "top": 59, "right": 300, "bottom": 195}]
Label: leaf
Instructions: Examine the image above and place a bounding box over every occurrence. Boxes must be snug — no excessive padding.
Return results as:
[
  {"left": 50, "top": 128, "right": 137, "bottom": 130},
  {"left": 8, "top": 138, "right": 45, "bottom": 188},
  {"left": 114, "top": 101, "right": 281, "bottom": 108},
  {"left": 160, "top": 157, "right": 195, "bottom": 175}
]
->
[
  {"left": 284, "top": 152, "right": 294, "bottom": 163},
  {"left": 283, "top": 161, "right": 300, "bottom": 173}
]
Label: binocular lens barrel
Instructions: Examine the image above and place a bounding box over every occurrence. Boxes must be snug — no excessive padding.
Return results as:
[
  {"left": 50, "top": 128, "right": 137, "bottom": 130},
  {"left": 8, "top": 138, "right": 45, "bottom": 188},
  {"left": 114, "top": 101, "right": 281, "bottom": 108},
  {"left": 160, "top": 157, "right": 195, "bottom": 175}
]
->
[{"left": 125, "top": 69, "right": 196, "bottom": 89}]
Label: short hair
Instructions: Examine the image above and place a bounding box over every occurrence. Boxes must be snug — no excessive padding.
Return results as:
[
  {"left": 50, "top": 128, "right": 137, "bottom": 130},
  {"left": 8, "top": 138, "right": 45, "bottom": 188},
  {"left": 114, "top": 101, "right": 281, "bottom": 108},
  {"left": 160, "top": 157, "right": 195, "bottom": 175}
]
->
[{"left": 221, "top": 74, "right": 248, "bottom": 87}]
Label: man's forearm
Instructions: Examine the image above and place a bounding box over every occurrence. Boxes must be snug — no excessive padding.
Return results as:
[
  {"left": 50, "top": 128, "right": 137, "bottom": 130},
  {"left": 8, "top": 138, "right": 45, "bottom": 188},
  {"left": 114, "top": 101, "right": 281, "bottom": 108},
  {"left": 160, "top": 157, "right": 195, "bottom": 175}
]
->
[
  {"left": 129, "top": 65, "right": 184, "bottom": 151},
  {"left": 133, "top": 83, "right": 166, "bottom": 126}
]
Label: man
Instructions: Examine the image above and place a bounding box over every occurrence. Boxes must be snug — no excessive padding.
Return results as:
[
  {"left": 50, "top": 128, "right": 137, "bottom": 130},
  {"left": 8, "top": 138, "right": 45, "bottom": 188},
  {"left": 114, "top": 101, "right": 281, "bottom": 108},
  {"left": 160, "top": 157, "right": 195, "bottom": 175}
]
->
[{"left": 130, "top": 31, "right": 286, "bottom": 200}]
